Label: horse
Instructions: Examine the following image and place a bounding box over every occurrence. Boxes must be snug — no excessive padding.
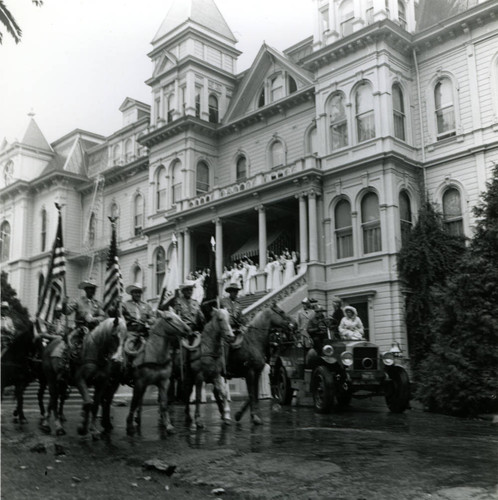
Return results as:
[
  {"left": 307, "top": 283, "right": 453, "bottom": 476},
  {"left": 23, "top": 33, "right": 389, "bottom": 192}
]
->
[
  {"left": 115, "top": 309, "right": 191, "bottom": 436},
  {"left": 227, "top": 304, "right": 296, "bottom": 425},
  {"left": 1, "top": 323, "right": 47, "bottom": 424},
  {"left": 183, "top": 307, "right": 235, "bottom": 429},
  {"left": 41, "top": 317, "right": 127, "bottom": 437}
]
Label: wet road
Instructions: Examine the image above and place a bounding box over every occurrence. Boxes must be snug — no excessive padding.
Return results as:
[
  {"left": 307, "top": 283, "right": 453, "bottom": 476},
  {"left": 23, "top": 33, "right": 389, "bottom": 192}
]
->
[{"left": 2, "top": 395, "right": 498, "bottom": 499}]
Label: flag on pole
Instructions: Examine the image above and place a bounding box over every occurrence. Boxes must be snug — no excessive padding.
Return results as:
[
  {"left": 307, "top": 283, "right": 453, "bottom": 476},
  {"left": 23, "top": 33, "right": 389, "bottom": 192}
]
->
[
  {"left": 202, "top": 236, "right": 218, "bottom": 306},
  {"left": 158, "top": 234, "right": 179, "bottom": 309},
  {"left": 36, "top": 203, "right": 66, "bottom": 334},
  {"left": 103, "top": 217, "right": 123, "bottom": 314}
]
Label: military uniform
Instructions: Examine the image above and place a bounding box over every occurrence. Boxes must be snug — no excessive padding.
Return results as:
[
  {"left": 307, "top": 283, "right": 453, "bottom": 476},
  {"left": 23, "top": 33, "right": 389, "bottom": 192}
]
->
[
  {"left": 64, "top": 296, "right": 106, "bottom": 329},
  {"left": 307, "top": 309, "right": 332, "bottom": 351},
  {"left": 220, "top": 297, "right": 245, "bottom": 330},
  {"left": 175, "top": 295, "right": 205, "bottom": 332},
  {"left": 123, "top": 299, "right": 155, "bottom": 334}
]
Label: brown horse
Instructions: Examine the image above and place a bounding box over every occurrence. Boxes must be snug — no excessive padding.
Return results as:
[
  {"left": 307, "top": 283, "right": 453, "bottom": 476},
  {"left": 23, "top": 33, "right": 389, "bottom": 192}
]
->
[
  {"left": 183, "top": 307, "right": 235, "bottom": 429},
  {"left": 41, "top": 317, "right": 127, "bottom": 437},
  {"left": 227, "top": 304, "right": 296, "bottom": 425},
  {"left": 121, "top": 310, "right": 191, "bottom": 436},
  {"left": 1, "top": 323, "right": 47, "bottom": 424}
]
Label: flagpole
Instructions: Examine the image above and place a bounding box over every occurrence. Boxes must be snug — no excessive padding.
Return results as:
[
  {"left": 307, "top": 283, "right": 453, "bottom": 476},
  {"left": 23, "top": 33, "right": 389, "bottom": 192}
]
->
[{"left": 57, "top": 203, "right": 70, "bottom": 335}]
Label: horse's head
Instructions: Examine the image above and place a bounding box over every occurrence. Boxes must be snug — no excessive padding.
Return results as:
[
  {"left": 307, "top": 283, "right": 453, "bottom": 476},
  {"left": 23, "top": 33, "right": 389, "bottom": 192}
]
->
[
  {"left": 157, "top": 309, "right": 191, "bottom": 339},
  {"left": 210, "top": 308, "right": 235, "bottom": 342},
  {"left": 269, "top": 302, "right": 297, "bottom": 333}
]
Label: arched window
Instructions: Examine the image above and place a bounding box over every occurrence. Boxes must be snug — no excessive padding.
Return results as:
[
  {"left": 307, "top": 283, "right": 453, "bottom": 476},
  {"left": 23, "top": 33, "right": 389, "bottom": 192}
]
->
[
  {"left": 399, "top": 191, "right": 412, "bottom": 246},
  {"left": 355, "top": 82, "right": 376, "bottom": 142},
  {"left": 335, "top": 199, "right": 353, "bottom": 259},
  {"left": 167, "top": 94, "right": 175, "bottom": 122},
  {"left": 236, "top": 156, "right": 247, "bottom": 182},
  {"left": 88, "top": 213, "right": 96, "bottom": 247},
  {"left": 195, "top": 93, "right": 201, "bottom": 118},
  {"left": 392, "top": 84, "right": 406, "bottom": 141},
  {"left": 258, "top": 88, "right": 265, "bottom": 108},
  {"left": 38, "top": 274, "right": 45, "bottom": 308},
  {"left": 3, "top": 160, "right": 13, "bottom": 185},
  {"left": 361, "top": 192, "right": 381, "bottom": 253},
  {"left": 288, "top": 76, "right": 297, "bottom": 94},
  {"left": 270, "top": 74, "right": 284, "bottom": 102},
  {"left": 171, "top": 161, "right": 182, "bottom": 204},
  {"left": 133, "top": 265, "right": 142, "bottom": 285},
  {"left": 0, "top": 221, "right": 10, "bottom": 262},
  {"left": 434, "top": 78, "right": 456, "bottom": 140},
  {"left": 155, "top": 247, "right": 166, "bottom": 295},
  {"left": 113, "top": 144, "right": 121, "bottom": 160},
  {"left": 398, "top": 0, "right": 407, "bottom": 29},
  {"left": 41, "top": 208, "right": 47, "bottom": 252},
  {"left": 134, "top": 194, "right": 144, "bottom": 236},
  {"left": 155, "top": 166, "right": 166, "bottom": 211},
  {"left": 125, "top": 139, "right": 133, "bottom": 161},
  {"left": 442, "top": 188, "right": 463, "bottom": 235},
  {"left": 196, "top": 161, "right": 210, "bottom": 195},
  {"left": 270, "top": 141, "right": 284, "bottom": 168},
  {"left": 307, "top": 126, "right": 318, "bottom": 155},
  {"left": 340, "top": 0, "right": 354, "bottom": 36},
  {"left": 208, "top": 95, "right": 219, "bottom": 123},
  {"left": 329, "top": 93, "right": 348, "bottom": 150}
]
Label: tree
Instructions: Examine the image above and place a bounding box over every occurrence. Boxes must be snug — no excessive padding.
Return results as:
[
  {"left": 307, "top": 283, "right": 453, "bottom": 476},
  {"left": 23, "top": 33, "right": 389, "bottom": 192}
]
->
[
  {"left": 416, "top": 166, "right": 498, "bottom": 416},
  {"left": 397, "top": 201, "right": 466, "bottom": 374},
  {"left": 0, "top": 0, "right": 42, "bottom": 44},
  {"left": 1, "top": 271, "right": 31, "bottom": 332}
]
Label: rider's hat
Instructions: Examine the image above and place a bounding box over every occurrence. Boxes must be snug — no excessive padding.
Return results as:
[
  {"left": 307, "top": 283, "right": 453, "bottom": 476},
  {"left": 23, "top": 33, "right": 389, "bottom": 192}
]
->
[
  {"left": 78, "top": 278, "right": 98, "bottom": 290},
  {"left": 225, "top": 281, "right": 241, "bottom": 292},
  {"left": 1, "top": 301, "right": 9, "bottom": 309},
  {"left": 180, "top": 280, "right": 196, "bottom": 290},
  {"left": 125, "top": 282, "right": 145, "bottom": 295}
]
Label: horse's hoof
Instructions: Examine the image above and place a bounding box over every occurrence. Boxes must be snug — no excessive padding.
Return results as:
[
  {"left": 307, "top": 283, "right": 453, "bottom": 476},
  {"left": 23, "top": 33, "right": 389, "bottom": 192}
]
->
[
  {"left": 77, "top": 426, "right": 87, "bottom": 436},
  {"left": 234, "top": 411, "right": 242, "bottom": 422},
  {"left": 222, "top": 418, "right": 232, "bottom": 426},
  {"left": 251, "top": 415, "right": 263, "bottom": 425},
  {"left": 56, "top": 428, "right": 66, "bottom": 436},
  {"left": 40, "top": 424, "right": 51, "bottom": 434},
  {"left": 19, "top": 417, "right": 28, "bottom": 425},
  {"left": 166, "top": 424, "right": 175, "bottom": 435}
]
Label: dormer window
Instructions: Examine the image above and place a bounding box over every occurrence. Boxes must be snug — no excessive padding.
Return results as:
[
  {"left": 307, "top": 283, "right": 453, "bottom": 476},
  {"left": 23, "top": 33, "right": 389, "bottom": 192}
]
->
[
  {"left": 258, "top": 88, "right": 265, "bottom": 108},
  {"left": 340, "top": 0, "right": 354, "bottom": 36},
  {"left": 236, "top": 156, "right": 247, "bottom": 182},
  {"left": 398, "top": 0, "right": 407, "bottom": 29},
  {"left": 208, "top": 95, "right": 219, "bottom": 123},
  {"left": 270, "top": 74, "right": 284, "bottom": 102},
  {"left": 3, "top": 160, "right": 13, "bottom": 185},
  {"left": 289, "top": 76, "right": 297, "bottom": 94}
]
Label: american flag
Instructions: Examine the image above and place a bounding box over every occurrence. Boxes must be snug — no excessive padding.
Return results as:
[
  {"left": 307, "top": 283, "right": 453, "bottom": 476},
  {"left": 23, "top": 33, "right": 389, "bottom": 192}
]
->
[
  {"left": 158, "top": 234, "right": 179, "bottom": 308},
  {"left": 202, "top": 236, "right": 218, "bottom": 306},
  {"left": 103, "top": 217, "right": 123, "bottom": 313},
  {"left": 36, "top": 203, "right": 66, "bottom": 333}
]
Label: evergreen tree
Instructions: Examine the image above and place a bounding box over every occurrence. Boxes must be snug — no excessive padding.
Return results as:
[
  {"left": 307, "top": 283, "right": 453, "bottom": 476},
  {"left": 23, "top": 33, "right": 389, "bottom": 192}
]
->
[
  {"left": 416, "top": 166, "right": 498, "bottom": 416},
  {"left": 398, "top": 201, "right": 466, "bottom": 374},
  {"left": 1, "top": 271, "right": 31, "bottom": 332}
]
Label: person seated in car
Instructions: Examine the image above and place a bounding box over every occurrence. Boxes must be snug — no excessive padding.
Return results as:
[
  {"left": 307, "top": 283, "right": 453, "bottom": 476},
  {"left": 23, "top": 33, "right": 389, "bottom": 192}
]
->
[
  {"left": 307, "top": 305, "right": 332, "bottom": 352},
  {"left": 338, "top": 305, "right": 365, "bottom": 341}
]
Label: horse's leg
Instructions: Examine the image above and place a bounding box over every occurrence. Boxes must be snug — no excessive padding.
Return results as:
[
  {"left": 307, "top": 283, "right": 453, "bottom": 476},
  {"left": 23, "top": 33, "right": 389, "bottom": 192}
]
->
[
  {"left": 194, "top": 376, "right": 204, "bottom": 429},
  {"left": 184, "top": 375, "right": 193, "bottom": 426},
  {"left": 158, "top": 375, "right": 174, "bottom": 434},
  {"left": 52, "top": 375, "right": 68, "bottom": 436},
  {"left": 88, "top": 383, "right": 105, "bottom": 440},
  {"left": 126, "top": 378, "right": 145, "bottom": 436},
  {"left": 213, "top": 376, "right": 231, "bottom": 424},
  {"left": 251, "top": 369, "right": 263, "bottom": 425},
  {"left": 14, "top": 382, "right": 28, "bottom": 424},
  {"left": 101, "top": 379, "right": 119, "bottom": 435},
  {"left": 234, "top": 374, "right": 253, "bottom": 422},
  {"left": 37, "top": 378, "right": 47, "bottom": 418},
  {"left": 76, "top": 373, "right": 92, "bottom": 436}
]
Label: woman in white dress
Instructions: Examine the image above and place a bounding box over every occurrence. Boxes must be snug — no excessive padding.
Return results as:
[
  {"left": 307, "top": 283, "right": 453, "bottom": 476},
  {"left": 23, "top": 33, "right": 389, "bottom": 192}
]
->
[
  {"left": 272, "top": 255, "right": 283, "bottom": 289},
  {"left": 239, "top": 261, "right": 248, "bottom": 296},
  {"left": 283, "top": 251, "right": 296, "bottom": 284},
  {"left": 192, "top": 271, "right": 205, "bottom": 303},
  {"left": 264, "top": 256, "right": 274, "bottom": 291},
  {"left": 245, "top": 259, "right": 257, "bottom": 295}
]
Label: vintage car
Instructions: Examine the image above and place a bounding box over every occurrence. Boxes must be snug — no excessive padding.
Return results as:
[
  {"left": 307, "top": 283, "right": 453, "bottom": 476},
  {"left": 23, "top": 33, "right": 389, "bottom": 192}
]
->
[{"left": 269, "top": 332, "right": 411, "bottom": 414}]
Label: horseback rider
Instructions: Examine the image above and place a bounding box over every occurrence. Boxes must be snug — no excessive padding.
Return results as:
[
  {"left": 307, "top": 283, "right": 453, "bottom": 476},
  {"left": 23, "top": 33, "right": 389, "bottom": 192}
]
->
[
  {"left": 63, "top": 279, "right": 106, "bottom": 359},
  {"left": 43, "top": 304, "right": 66, "bottom": 343},
  {"left": 174, "top": 281, "right": 205, "bottom": 333},
  {"left": 1, "top": 301, "right": 15, "bottom": 352},
  {"left": 220, "top": 281, "right": 246, "bottom": 332}
]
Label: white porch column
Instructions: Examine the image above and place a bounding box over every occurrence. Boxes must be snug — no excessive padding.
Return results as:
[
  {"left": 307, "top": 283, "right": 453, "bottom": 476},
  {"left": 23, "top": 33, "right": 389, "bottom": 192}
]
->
[
  {"left": 308, "top": 190, "right": 319, "bottom": 262},
  {"left": 184, "top": 229, "right": 191, "bottom": 278},
  {"left": 298, "top": 193, "right": 308, "bottom": 262},
  {"left": 177, "top": 231, "right": 184, "bottom": 282},
  {"left": 214, "top": 218, "right": 223, "bottom": 278},
  {"left": 256, "top": 205, "right": 267, "bottom": 270}
]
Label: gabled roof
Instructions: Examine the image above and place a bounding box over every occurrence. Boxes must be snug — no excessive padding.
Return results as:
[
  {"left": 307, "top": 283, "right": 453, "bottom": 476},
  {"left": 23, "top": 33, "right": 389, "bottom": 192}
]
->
[
  {"left": 416, "top": 0, "right": 476, "bottom": 31},
  {"left": 119, "top": 97, "right": 151, "bottom": 113},
  {"left": 223, "top": 44, "right": 314, "bottom": 123},
  {"left": 21, "top": 118, "right": 52, "bottom": 152},
  {"left": 152, "top": 0, "right": 236, "bottom": 45}
]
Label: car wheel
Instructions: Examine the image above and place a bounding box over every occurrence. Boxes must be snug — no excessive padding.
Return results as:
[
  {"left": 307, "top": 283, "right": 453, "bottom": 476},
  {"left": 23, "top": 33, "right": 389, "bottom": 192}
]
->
[
  {"left": 312, "top": 366, "right": 336, "bottom": 413},
  {"left": 272, "top": 364, "right": 293, "bottom": 405},
  {"left": 385, "top": 366, "right": 410, "bottom": 413}
]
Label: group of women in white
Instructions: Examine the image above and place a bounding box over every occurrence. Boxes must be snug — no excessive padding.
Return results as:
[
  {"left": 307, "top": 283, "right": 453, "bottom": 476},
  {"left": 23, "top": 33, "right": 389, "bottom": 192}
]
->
[
  {"left": 264, "top": 249, "right": 299, "bottom": 292},
  {"left": 221, "top": 259, "right": 258, "bottom": 296}
]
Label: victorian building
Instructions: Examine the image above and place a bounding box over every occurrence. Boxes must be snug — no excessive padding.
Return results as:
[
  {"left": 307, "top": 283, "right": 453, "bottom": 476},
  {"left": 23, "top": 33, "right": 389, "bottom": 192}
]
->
[{"left": 1, "top": 0, "right": 498, "bottom": 361}]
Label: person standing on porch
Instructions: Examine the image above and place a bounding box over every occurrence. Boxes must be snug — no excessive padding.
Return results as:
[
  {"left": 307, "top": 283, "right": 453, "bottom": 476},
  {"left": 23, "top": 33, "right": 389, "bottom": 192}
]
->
[
  {"left": 283, "top": 250, "right": 295, "bottom": 285},
  {"left": 265, "top": 255, "right": 274, "bottom": 292}
]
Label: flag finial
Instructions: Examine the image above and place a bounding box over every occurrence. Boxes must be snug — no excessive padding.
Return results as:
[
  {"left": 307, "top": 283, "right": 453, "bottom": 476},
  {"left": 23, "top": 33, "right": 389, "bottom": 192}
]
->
[{"left": 210, "top": 236, "right": 216, "bottom": 250}]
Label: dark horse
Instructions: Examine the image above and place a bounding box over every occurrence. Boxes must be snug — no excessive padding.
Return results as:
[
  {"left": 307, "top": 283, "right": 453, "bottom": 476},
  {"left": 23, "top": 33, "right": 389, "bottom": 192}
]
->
[
  {"left": 227, "top": 304, "right": 296, "bottom": 425},
  {"left": 183, "top": 307, "right": 235, "bottom": 429},
  {"left": 1, "top": 323, "right": 47, "bottom": 424},
  {"left": 107, "top": 310, "right": 191, "bottom": 436},
  {"left": 42, "top": 317, "right": 127, "bottom": 437}
]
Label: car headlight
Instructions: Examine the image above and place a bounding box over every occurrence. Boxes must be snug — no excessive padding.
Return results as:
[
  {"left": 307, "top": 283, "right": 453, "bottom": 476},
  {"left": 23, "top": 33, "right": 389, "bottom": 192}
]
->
[
  {"left": 322, "top": 345, "right": 334, "bottom": 357},
  {"left": 341, "top": 351, "right": 353, "bottom": 367},
  {"left": 382, "top": 351, "right": 395, "bottom": 366}
]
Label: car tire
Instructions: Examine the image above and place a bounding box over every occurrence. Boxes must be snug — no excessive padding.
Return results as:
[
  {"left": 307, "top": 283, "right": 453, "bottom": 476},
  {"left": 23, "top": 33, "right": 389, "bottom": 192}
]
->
[
  {"left": 312, "top": 366, "right": 336, "bottom": 413},
  {"left": 272, "top": 364, "right": 293, "bottom": 405},
  {"left": 385, "top": 366, "right": 410, "bottom": 413}
]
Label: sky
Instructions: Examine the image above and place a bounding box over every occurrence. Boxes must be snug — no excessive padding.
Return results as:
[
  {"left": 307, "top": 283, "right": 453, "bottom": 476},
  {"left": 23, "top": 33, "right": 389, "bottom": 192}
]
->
[{"left": 0, "top": 0, "right": 315, "bottom": 145}]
